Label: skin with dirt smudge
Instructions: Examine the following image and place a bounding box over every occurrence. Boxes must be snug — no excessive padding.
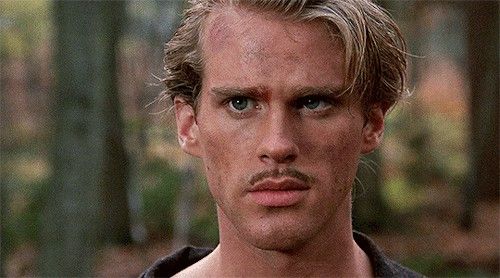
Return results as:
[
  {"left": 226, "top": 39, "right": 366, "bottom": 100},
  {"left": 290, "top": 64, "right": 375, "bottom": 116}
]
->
[{"left": 174, "top": 6, "right": 384, "bottom": 277}]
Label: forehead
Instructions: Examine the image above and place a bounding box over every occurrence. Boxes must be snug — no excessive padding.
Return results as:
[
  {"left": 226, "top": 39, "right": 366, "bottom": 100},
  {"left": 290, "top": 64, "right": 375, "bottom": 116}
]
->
[
  {"left": 207, "top": 4, "right": 332, "bottom": 46},
  {"left": 199, "top": 6, "right": 345, "bottom": 89},
  {"left": 204, "top": 7, "right": 309, "bottom": 45},
  {"left": 201, "top": 6, "right": 343, "bottom": 62}
]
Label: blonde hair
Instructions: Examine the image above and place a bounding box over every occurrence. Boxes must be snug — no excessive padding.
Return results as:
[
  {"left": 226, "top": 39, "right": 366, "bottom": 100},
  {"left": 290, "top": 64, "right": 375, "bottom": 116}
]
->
[{"left": 162, "top": 0, "right": 408, "bottom": 113}]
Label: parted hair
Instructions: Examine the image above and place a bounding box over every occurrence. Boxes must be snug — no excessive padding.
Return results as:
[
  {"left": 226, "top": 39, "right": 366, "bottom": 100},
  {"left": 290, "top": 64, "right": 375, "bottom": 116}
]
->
[{"left": 161, "top": 0, "right": 408, "bottom": 113}]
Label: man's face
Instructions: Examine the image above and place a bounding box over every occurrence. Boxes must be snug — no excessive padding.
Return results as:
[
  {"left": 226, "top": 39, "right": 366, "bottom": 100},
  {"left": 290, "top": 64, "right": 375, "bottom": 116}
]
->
[{"left": 175, "top": 7, "right": 384, "bottom": 251}]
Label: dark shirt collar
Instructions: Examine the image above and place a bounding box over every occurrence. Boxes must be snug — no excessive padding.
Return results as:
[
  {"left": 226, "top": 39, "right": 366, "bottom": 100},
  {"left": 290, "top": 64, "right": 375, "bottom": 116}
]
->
[{"left": 141, "top": 231, "right": 423, "bottom": 277}]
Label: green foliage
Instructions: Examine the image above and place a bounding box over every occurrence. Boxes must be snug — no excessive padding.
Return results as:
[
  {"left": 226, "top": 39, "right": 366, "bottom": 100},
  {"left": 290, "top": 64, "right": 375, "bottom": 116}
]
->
[
  {"left": 0, "top": 0, "right": 52, "bottom": 58},
  {"left": 352, "top": 152, "right": 396, "bottom": 233},
  {"left": 4, "top": 177, "right": 49, "bottom": 249},
  {"left": 385, "top": 101, "right": 468, "bottom": 189},
  {"left": 403, "top": 254, "right": 447, "bottom": 276},
  {"left": 141, "top": 159, "right": 182, "bottom": 237},
  {"left": 189, "top": 178, "right": 219, "bottom": 246},
  {"left": 426, "top": 114, "right": 468, "bottom": 186},
  {"left": 2, "top": 143, "right": 50, "bottom": 250},
  {"left": 403, "top": 255, "right": 497, "bottom": 277},
  {"left": 190, "top": 210, "right": 219, "bottom": 247},
  {"left": 141, "top": 158, "right": 219, "bottom": 245},
  {"left": 383, "top": 177, "right": 421, "bottom": 213}
]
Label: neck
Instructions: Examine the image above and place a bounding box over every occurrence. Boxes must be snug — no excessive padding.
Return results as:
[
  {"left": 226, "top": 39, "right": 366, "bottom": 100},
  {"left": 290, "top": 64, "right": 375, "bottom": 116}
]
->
[{"left": 208, "top": 200, "right": 373, "bottom": 277}]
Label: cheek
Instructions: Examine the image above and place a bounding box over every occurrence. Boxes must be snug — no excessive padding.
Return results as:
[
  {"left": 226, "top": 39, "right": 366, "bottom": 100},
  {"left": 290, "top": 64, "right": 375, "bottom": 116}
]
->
[
  {"left": 200, "top": 142, "right": 228, "bottom": 207},
  {"left": 307, "top": 119, "right": 362, "bottom": 158},
  {"left": 197, "top": 120, "right": 256, "bottom": 199},
  {"left": 199, "top": 131, "right": 232, "bottom": 195},
  {"left": 305, "top": 121, "right": 362, "bottom": 189},
  {"left": 200, "top": 121, "right": 253, "bottom": 168}
]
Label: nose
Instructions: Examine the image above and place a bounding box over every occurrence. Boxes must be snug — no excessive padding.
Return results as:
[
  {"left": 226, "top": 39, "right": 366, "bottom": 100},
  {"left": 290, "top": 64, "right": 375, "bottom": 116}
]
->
[{"left": 257, "top": 109, "right": 299, "bottom": 165}]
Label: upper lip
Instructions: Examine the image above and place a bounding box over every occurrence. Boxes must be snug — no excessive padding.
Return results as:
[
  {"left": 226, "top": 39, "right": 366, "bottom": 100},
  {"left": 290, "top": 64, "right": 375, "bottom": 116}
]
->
[{"left": 248, "top": 178, "right": 310, "bottom": 192}]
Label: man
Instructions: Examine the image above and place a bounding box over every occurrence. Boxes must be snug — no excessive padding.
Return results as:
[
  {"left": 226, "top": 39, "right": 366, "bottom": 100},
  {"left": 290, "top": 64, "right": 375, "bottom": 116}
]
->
[{"left": 142, "top": 0, "right": 422, "bottom": 277}]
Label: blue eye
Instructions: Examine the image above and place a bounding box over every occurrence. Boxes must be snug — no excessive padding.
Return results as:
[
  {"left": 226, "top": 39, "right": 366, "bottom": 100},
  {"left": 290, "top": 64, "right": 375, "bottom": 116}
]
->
[
  {"left": 300, "top": 96, "right": 330, "bottom": 111},
  {"left": 303, "top": 98, "right": 321, "bottom": 110},
  {"left": 229, "top": 97, "right": 251, "bottom": 111}
]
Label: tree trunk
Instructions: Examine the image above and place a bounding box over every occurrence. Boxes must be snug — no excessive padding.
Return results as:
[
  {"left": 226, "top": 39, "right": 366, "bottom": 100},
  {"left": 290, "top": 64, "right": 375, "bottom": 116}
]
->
[
  {"left": 353, "top": 150, "right": 393, "bottom": 232},
  {"left": 466, "top": 1, "right": 499, "bottom": 201},
  {"left": 172, "top": 163, "right": 196, "bottom": 249},
  {"left": 461, "top": 0, "right": 499, "bottom": 229},
  {"left": 100, "top": 1, "right": 132, "bottom": 245},
  {"left": 39, "top": 1, "right": 126, "bottom": 275}
]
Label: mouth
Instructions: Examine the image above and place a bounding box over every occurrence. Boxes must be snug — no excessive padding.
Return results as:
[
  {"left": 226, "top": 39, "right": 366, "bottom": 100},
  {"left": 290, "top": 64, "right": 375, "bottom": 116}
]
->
[{"left": 247, "top": 178, "right": 310, "bottom": 207}]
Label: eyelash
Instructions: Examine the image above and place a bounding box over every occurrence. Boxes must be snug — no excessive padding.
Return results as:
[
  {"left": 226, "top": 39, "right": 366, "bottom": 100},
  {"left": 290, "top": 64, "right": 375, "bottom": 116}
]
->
[
  {"left": 223, "top": 96, "right": 259, "bottom": 116},
  {"left": 296, "top": 95, "right": 335, "bottom": 111},
  {"left": 221, "top": 94, "right": 338, "bottom": 117}
]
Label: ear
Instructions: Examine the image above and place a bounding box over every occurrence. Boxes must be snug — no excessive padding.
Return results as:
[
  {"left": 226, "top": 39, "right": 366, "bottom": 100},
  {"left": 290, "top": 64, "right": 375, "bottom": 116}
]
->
[
  {"left": 174, "top": 97, "right": 202, "bottom": 157},
  {"left": 361, "top": 105, "right": 385, "bottom": 154}
]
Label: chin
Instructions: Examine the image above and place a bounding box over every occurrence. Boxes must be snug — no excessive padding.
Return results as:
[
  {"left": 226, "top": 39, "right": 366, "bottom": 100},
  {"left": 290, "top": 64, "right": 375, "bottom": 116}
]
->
[
  {"left": 251, "top": 236, "right": 307, "bottom": 252},
  {"left": 240, "top": 219, "right": 319, "bottom": 252}
]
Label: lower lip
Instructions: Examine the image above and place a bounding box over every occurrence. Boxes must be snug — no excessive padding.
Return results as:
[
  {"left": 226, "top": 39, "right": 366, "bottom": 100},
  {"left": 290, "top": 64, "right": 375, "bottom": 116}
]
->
[{"left": 248, "top": 190, "right": 308, "bottom": 207}]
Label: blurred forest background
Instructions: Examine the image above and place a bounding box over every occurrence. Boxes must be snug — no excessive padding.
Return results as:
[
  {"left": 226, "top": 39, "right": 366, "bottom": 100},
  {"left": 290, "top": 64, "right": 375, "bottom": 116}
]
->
[{"left": 0, "top": 0, "right": 498, "bottom": 277}]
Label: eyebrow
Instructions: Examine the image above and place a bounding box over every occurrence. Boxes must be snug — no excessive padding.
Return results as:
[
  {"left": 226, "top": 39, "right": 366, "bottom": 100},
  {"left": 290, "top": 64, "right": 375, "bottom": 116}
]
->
[
  {"left": 210, "top": 85, "right": 346, "bottom": 98},
  {"left": 210, "top": 86, "right": 267, "bottom": 98},
  {"left": 291, "top": 86, "right": 346, "bottom": 98}
]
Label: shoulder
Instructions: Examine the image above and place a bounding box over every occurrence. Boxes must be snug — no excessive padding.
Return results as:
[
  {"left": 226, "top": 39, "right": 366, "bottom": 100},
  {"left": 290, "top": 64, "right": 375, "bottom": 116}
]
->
[
  {"left": 140, "top": 246, "right": 213, "bottom": 278},
  {"left": 354, "top": 231, "right": 425, "bottom": 278}
]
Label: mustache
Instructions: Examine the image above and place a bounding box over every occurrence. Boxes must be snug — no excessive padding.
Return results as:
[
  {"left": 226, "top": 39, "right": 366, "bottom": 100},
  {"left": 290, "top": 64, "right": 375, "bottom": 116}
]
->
[{"left": 249, "top": 168, "right": 314, "bottom": 185}]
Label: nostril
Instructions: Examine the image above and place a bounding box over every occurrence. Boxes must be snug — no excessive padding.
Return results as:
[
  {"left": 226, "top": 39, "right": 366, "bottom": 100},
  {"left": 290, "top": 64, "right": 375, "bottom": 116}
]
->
[
  {"left": 259, "top": 154, "right": 270, "bottom": 163},
  {"left": 282, "top": 153, "right": 297, "bottom": 163},
  {"left": 258, "top": 145, "right": 298, "bottom": 164}
]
